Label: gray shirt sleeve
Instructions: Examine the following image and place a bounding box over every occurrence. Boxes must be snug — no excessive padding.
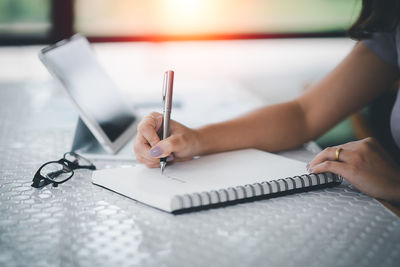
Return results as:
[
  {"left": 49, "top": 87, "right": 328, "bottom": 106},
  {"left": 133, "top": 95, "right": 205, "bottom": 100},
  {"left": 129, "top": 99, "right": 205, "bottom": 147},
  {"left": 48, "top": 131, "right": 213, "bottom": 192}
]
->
[{"left": 362, "top": 32, "right": 398, "bottom": 67}]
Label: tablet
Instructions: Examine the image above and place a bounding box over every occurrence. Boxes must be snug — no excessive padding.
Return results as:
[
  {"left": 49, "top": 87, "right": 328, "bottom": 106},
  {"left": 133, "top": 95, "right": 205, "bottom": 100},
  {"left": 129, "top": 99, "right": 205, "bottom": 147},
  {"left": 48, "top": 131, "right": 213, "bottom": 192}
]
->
[{"left": 39, "top": 34, "right": 138, "bottom": 154}]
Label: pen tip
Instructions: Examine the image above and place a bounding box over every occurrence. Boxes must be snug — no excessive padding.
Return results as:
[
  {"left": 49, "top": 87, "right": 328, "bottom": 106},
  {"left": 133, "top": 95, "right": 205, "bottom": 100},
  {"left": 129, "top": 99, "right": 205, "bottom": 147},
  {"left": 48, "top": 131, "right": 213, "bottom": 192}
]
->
[{"left": 160, "top": 162, "right": 166, "bottom": 174}]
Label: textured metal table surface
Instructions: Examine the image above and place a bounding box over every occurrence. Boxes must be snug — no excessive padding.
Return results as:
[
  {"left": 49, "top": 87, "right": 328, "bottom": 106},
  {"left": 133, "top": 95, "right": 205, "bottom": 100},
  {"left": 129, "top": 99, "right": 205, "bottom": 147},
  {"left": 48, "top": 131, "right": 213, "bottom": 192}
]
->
[{"left": 1, "top": 82, "right": 399, "bottom": 267}]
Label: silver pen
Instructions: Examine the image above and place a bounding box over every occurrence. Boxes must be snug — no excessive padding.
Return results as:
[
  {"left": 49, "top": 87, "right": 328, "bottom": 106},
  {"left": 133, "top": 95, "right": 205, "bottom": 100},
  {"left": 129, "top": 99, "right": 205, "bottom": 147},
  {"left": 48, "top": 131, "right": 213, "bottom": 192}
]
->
[{"left": 160, "top": 70, "right": 174, "bottom": 174}]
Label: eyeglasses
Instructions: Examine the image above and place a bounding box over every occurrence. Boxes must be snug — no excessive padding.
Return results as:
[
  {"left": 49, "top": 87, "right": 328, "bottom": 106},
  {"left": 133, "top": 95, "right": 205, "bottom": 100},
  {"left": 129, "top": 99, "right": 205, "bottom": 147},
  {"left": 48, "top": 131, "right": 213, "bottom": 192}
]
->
[{"left": 31, "top": 152, "right": 96, "bottom": 188}]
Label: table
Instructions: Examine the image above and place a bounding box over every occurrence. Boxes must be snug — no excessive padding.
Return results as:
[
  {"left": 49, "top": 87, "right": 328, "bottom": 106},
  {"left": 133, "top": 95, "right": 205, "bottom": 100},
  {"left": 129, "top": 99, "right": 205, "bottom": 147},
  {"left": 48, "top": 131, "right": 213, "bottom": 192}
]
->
[{"left": 1, "top": 40, "right": 399, "bottom": 267}]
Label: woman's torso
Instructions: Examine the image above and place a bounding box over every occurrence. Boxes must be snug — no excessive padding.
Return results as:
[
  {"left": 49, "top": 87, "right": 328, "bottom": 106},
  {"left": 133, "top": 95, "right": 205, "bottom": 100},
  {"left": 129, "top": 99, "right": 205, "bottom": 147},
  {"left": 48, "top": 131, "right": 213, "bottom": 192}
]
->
[{"left": 363, "top": 25, "right": 400, "bottom": 149}]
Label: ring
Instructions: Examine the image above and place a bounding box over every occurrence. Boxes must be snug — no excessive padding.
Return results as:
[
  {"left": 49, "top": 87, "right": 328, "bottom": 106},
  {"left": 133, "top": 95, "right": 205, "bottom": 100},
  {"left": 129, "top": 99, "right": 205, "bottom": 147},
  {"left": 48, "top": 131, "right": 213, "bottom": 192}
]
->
[{"left": 335, "top": 147, "right": 343, "bottom": 161}]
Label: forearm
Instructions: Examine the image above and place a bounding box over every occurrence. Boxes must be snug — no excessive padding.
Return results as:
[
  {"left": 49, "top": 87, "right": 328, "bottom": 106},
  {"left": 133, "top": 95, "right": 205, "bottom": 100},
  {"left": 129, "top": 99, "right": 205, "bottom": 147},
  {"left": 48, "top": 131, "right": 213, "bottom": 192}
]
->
[{"left": 195, "top": 100, "right": 309, "bottom": 155}]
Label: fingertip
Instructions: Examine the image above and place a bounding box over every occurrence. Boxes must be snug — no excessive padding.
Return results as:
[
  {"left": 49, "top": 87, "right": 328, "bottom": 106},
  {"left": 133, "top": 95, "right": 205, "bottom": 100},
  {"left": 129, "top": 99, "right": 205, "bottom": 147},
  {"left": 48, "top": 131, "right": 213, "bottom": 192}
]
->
[
  {"left": 153, "top": 139, "right": 174, "bottom": 158},
  {"left": 310, "top": 161, "right": 326, "bottom": 174},
  {"left": 148, "top": 143, "right": 172, "bottom": 159},
  {"left": 306, "top": 163, "right": 311, "bottom": 172},
  {"left": 311, "top": 161, "right": 340, "bottom": 176},
  {"left": 149, "top": 146, "right": 163, "bottom": 158}
]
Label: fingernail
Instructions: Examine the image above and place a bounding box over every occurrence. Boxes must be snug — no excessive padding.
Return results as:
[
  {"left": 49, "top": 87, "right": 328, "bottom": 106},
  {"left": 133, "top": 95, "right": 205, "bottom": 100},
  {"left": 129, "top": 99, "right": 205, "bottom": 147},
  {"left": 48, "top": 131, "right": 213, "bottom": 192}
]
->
[
  {"left": 306, "top": 163, "right": 310, "bottom": 170},
  {"left": 166, "top": 155, "right": 174, "bottom": 162},
  {"left": 149, "top": 146, "right": 163, "bottom": 157},
  {"left": 309, "top": 168, "right": 313, "bottom": 173}
]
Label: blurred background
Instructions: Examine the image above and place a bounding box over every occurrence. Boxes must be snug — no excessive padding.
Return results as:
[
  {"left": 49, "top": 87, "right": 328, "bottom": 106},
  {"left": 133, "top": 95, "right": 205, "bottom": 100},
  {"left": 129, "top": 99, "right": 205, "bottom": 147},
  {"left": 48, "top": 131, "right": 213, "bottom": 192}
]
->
[
  {"left": 0, "top": 0, "right": 360, "bottom": 43},
  {"left": 0, "top": 0, "right": 370, "bottom": 149}
]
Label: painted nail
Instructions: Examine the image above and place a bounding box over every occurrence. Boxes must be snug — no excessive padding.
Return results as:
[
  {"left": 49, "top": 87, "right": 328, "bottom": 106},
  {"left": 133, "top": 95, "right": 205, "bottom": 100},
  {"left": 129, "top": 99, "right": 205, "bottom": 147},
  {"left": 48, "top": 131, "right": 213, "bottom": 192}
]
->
[
  {"left": 309, "top": 168, "right": 313, "bottom": 173},
  {"left": 149, "top": 146, "right": 163, "bottom": 157},
  {"left": 166, "top": 155, "right": 174, "bottom": 162},
  {"left": 306, "top": 163, "right": 310, "bottom": 170}
]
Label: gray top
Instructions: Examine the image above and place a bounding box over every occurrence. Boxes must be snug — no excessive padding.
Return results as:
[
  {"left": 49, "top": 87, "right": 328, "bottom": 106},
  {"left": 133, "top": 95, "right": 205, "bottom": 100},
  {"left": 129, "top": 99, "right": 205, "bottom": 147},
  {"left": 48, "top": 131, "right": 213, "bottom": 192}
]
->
[{"left": 362, "top": 24, "right": 400, "bottom": 148}]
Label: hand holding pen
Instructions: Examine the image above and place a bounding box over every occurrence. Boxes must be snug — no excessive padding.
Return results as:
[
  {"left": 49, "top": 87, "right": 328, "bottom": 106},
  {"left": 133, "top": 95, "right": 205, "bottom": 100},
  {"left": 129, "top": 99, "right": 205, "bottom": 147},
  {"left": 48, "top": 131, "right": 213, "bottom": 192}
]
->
[{"left": 133, "top": 71, "right": 201, "bottom": 169}]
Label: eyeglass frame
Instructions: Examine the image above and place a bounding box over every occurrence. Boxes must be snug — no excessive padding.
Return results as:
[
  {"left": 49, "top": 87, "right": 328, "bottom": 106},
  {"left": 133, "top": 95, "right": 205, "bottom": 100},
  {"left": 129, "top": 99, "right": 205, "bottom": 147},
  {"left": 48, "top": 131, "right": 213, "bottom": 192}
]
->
[{"left": 31, "top": 152, "right": 96, "bottom": 188}]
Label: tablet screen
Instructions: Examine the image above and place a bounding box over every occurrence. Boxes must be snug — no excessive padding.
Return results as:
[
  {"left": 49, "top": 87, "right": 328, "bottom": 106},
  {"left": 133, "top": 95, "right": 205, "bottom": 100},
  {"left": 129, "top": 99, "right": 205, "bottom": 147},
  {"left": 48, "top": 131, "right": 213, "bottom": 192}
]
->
[{"left": 41, "top": 36, "right": 136, "bottom": 142}]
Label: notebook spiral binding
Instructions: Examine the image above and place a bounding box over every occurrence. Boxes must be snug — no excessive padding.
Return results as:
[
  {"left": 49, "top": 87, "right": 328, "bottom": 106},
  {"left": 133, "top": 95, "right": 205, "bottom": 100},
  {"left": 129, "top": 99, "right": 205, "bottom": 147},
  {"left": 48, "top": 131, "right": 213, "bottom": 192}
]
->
[{"left": 174, "top": 172, "right": 343, "bottom": 210}]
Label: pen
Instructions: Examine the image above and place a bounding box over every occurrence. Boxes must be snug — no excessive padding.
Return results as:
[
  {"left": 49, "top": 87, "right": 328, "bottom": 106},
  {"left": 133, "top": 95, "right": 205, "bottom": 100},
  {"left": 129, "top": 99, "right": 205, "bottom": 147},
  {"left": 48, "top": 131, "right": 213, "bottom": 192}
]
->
[{"left": 160, "top": 70, "right": 174, "bottom": 174}]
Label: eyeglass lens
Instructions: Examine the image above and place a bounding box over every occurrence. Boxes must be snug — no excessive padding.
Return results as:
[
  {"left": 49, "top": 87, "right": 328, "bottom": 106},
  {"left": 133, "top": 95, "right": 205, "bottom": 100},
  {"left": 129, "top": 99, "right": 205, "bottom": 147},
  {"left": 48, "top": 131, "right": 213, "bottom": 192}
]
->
[
  {"left": 64, "top": 152, "right": 92, "bottom": 168},
  {"left": 40, "top": 162, "right": 73, "bottom": 183}
]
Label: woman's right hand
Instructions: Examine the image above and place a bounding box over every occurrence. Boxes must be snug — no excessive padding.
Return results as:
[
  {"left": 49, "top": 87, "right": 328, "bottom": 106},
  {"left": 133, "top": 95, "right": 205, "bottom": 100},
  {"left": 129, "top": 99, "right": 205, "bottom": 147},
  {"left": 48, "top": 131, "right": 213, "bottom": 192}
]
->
[{"left": 134, "top": 112, "right": 201, "bottom": 168}]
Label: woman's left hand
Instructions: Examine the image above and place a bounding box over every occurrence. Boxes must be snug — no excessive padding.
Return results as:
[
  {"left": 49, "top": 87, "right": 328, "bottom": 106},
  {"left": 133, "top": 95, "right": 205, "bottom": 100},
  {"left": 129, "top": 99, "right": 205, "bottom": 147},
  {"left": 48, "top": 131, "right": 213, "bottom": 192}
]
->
[{"left": 307, "top": 137, "right": 400, "bottom": 204}]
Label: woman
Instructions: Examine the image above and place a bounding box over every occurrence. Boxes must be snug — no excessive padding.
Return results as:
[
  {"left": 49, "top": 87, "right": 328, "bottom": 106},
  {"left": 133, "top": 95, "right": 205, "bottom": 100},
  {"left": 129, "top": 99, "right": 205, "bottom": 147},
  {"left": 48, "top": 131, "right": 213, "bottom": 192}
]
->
[{"left": 134, "top": 0, "right": 400, "bottom": 204}]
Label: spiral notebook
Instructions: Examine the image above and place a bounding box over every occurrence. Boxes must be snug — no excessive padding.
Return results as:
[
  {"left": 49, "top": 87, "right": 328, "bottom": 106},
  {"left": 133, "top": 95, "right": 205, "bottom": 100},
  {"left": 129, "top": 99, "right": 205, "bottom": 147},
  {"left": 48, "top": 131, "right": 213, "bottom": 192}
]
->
[{"left": 92, "top": 149, "right": 342, "bottom": 213}]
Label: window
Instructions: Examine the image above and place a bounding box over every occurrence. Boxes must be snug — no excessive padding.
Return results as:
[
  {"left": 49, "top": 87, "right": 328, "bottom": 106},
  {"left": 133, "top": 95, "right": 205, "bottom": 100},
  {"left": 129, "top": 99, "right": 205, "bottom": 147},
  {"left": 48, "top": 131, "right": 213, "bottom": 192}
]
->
[
  {"left": 74, "top": 0, "right": 361, "bottom": 39},
  {"left": 0, "top": 0, "right": 361, "bottom": 44},
  {"left": 0, "top": 0, "right": 51, "bottom": 38}
]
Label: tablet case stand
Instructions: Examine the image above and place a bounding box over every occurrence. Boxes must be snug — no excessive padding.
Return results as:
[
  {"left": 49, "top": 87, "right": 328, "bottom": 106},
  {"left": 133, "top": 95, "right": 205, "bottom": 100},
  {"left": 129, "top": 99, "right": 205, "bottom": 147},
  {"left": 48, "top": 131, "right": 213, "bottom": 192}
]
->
[{"left": 71, "top": 118, "right": 109, "bottom": 155}]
